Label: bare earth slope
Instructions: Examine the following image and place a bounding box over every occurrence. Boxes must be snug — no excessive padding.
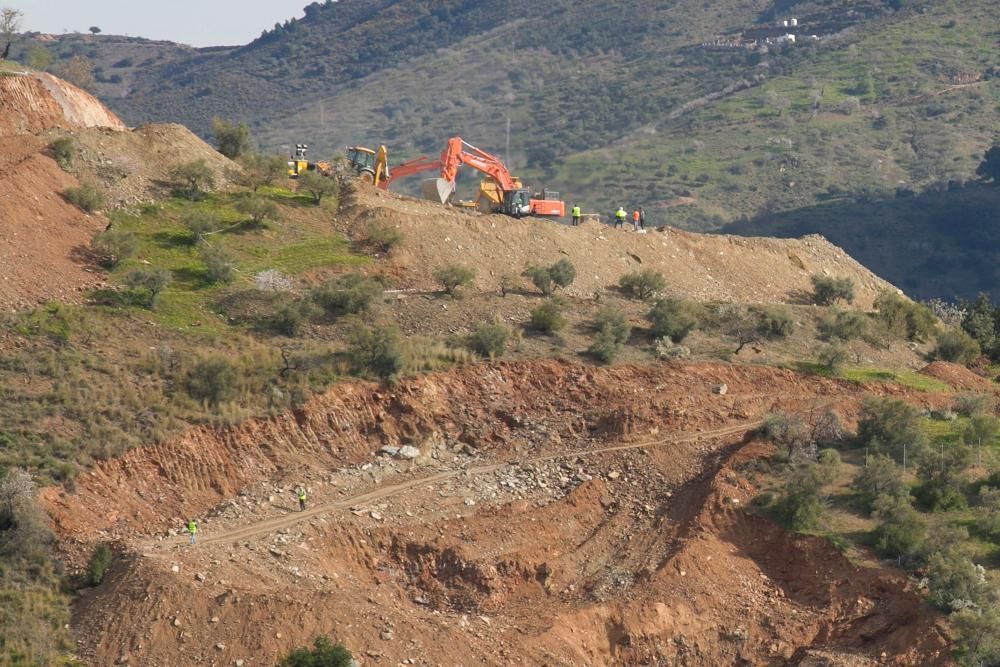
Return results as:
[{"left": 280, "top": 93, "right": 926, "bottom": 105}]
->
[
  {"left": 47, "top": 361, "right": 956, "bottom": 666},
  {"left": 343, "top": 186, "right": 898, "bottom": 308},
  {"left": 0, "top": 72, "right": 234, "bottom": 311}
]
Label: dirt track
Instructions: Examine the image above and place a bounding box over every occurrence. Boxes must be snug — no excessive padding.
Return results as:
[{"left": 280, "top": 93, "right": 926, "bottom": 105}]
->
[
  {"left": 55, "top": 361, "right": 957, "bottom": 666},
  {"left": 191, "top": 421, "right": 757, "bottom": 548}
]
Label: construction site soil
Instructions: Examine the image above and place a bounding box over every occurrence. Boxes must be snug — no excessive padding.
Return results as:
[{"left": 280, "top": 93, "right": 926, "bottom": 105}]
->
[
  {"left": 47, "top": 360, "right": 961, "bottom": 666},
  {"left": 339, "top": 186, "right": 898, "bottom": 309}
]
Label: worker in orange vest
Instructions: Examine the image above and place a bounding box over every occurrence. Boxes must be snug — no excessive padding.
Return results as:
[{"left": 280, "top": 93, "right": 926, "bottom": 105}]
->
[{"left": 631, "top": 208, "right": 641, "bottom": 231}]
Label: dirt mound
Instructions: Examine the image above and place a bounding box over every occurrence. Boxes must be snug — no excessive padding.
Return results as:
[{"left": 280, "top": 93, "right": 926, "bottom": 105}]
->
[
  {"left": 57, "top": 361, "right": 952, "bottom": 666},
  {"left": 0, "top": 71, "right": 125, "bottom": 137},
  {"left": 48, "top": 123, "right": 237, "bottom": 207},
  {"left": 341, "top": 185, "right": 898, "bottom": 308},
  {"left": 920, "top": 361, "right": 997, "bottom": 393},
  {"left": 0, "top": 135, "right": 106, "bottom": 312}
]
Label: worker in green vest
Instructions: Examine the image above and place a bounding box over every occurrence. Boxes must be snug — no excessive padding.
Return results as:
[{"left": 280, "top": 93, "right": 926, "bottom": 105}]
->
[
  {"left": 297, "top": 486, "right": 307, "bottom": 511},
  {"left": 186, "top": 519, "right": 198, "bottom": 545},
  {"left": 614, "top": 206, "right": 626, "bottom": 228},
  {"left": 571, "top": 205, "right": 581, "bottom": 226}
]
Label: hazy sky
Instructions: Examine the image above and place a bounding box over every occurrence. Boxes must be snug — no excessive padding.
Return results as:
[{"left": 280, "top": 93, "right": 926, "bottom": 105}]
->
[{"left": 8, "top": 0, "right": 310, "bottom": 46}]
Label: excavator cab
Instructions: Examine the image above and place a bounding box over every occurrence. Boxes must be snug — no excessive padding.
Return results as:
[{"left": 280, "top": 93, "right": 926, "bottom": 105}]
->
[
  {"left": 346, "top": 145, "right": 389, "bottom": 186},
  {"left": 502, "top": 189, "right": 532, "bottom": 218}
]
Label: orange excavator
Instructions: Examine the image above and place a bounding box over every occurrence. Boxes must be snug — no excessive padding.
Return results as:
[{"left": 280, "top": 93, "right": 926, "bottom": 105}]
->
[
  {"left": 425, "top": 137, "right": 565, "bottom": 218},
  {"left": 362, "top": 137, "right": 564, "bottom": 218}
]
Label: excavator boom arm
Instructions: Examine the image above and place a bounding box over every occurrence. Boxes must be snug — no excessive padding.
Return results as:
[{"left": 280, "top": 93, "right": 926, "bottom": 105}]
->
[
  {"left": 379, "top": 155, "right": 440, "bottom": 190},
  {"left": 439, "top": 137, "right": 517, "bottom": 192}
]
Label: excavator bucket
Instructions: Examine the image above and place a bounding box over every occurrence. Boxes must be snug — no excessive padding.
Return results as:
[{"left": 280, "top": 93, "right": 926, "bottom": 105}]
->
[{"left": 421, "top": 178, "right": 455, "bottom": 205}]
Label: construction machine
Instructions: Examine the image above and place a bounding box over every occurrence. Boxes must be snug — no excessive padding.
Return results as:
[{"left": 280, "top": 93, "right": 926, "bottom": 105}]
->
[
  {"left": 424, "top": 137, "right": 565, "bottom": 218},
  {"left": 346, "top": 145, "right": 441, "bottom": 190},
  {"left": 345, "top": 145, "right": 389, "bottom": 186},
  {"left": 287, "top": 144, "right": 332, "bottom": 178}
]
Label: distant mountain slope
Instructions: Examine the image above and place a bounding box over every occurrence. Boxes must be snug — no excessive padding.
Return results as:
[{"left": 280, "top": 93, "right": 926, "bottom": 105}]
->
[{"left": 724, "top": 183, "right": 1000, "bottom": 302}]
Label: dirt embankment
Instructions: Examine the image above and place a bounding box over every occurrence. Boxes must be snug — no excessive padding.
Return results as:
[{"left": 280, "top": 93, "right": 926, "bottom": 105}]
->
[
  {"left": 49, "top": 360, "right": 958, "bottom": 666},
  {"left": 0, "top": 133, "right": 106, "bottom": 312},
  {"left": 0, "top": 71, "right": 235, "bottom": 311},
  {"left": 0, "top": 71, "right": 126, "bottom": 137},
  {"left": 341, "top": 184, "right": 899, "bottom": 308}
]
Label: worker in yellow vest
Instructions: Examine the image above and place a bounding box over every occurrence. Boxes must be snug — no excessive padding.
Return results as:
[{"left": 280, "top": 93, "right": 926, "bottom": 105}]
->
[
  {"left": 186, "top": 519, "right": 198, "bottom": 545},
  {"left": 614, "top": 206, "right": 626, "bottom": 228},
  {"left": 297, "top": 486, "right": 307, "bottom": 511},
  {"left": 571, "top": 205, "right": 581, "bottom": 226}
]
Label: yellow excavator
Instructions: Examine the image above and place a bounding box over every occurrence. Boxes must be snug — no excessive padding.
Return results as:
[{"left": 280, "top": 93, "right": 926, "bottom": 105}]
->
[{"left": 345, "top": 145, "right": 390, "bottom": 187}]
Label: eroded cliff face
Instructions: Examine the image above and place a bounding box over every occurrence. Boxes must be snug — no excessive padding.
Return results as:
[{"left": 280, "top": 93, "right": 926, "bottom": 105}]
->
[{"left": 0, "top": 71, "right": 126, "bottom": 137}]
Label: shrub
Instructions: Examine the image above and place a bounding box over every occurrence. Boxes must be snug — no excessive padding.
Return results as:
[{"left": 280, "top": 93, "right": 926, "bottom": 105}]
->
[
  {"left": 467, "top": 323, "right": 510, "bottom": 359},
  {"left": 499, "top": 273, "right": 521, "bottom": 297},
  {"left": 298, "top": 171, "right": 339, "bottom": 205},
  {"left": 524, "top": 259, "right": 576, "bottom": 295},
  {"left": 654, "top": 337, "right": 690, "bottom": 360},
  {"left": 856, "top": 397, "right": 926, "bottom": 463},
  {"left": 647, "top": 297, "right": 700, "bottom": 342},
  {"left": 235, "top": 194, "right": 280, "bottom": 227},
  {"left": 523, "top": 265, "right": 555, "bottom": 295},
  {"left": 587, "top": 307, "right": 631, "bottom": 363},
  {"left": 852, "top": 454, "right": 907, "bottom": 511},
  {"left": 185, "top": 357, "right": 238, "bottom": 406},
  {"left": 433, "top": 263, "right": 476, "bottom": 295},
  {"left": 49, "top": 136, "right": 75, "bottom": 169},
  {"left": 926, "top": 548, "right": 994, "bottom": 612},
  {"left": 588, "top": 328, "right": 623, "bottom": 363},
  {"left": 774, "top": 463, "right": 829, "bottom": 532},
  {"left": 529, "top": 299, "right": 567, "bottom": 334},
  {"left": 818, "top": 309, "right": 866, "bottom": 341},
  {"left": 953, "top": 393, "right": 994, "bottom": 418},
  {"left": 619, "top": 269, "right": 666, "bottom": 301},
  {"left": 181, "top": 211, "right": 219, "bottom": 244},
  {"left": 91, "top": 228, "right": 137, "bottom": 268},
  {"left": 365, "top": 221, "right": 403, "bottom": 254},
  {"left": 200, "top": 246, "right": 235, "bottom": 284},
  {"left": 762, "top": 412, "right": 812, "bottom": 460},
  {"left": 86, "top": 543, "right": 113, "bottom": 586},
  {"left": 211, "top": 117, "right": 252, "bottom": 159},
  {"left": 874, "top": 290, "right": 936, "bottom": 342},
  {"left": 278, "top": 636, "right": 353, "bottom": 667},
  {"left": 818, "top": 343, "right": 848, "bottom": 371},
  {"left": 933, "top": 328, "right": 980, "bottom": 365},
  {"left": 169, "top": 159, "right": 216, "bottom": 199},
  {"left": 311, "top": 273, "right": 382, "bottom": 318},
  {"left": 951, "top": 607, "right": 1000, "bottom": 667},
  {"left": 346, "top": 324, "right": 404, "bottom": 381},
  {"left": 549, "top": 258, "right": 576, "bottom": 289},
  {"left": 872, "top": 494, "right": 927, "bottom": 562},
  {"left": 64, "top": 181, "right": 104, "bottom": 212},
  {"left": 756, "top": 305, "right": 794, "bottom": 339},
  {"left": 235, "top": 153, "right": 287, "bottom": 191},
  {"left": 810, "top": 275, "right": 855, "bottom": 305},
  {"left": 270, "top": 299, "right": 318, "bottom": 337},
  {"left": 124, "top": 268, "right": 172, "bottom": 308},
  {"left": 401, "top": 337, "right": 475, "bottom": 373},
  {"left": 714, "top": 304, "right": 793, "bottom": 353}
]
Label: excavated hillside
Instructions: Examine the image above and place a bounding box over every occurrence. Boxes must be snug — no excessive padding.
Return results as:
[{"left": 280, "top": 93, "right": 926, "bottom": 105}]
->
[
  {"left": 340, "top": 186, "right": 898, "bottom": 309},
  {"left": 0, "top": 71, "right": 233, "bottom": 311},
  {"left": 0, "top": 72, "right": 125, "bottom": 310},
  {"left": 46, "top": 360, "right": 961, "bottom": 666}
]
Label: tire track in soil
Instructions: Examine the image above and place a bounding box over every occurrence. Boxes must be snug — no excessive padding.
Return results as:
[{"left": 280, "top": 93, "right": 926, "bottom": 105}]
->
[{"left": 175, "top": 420, "right": 760, "bottom": 549}]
